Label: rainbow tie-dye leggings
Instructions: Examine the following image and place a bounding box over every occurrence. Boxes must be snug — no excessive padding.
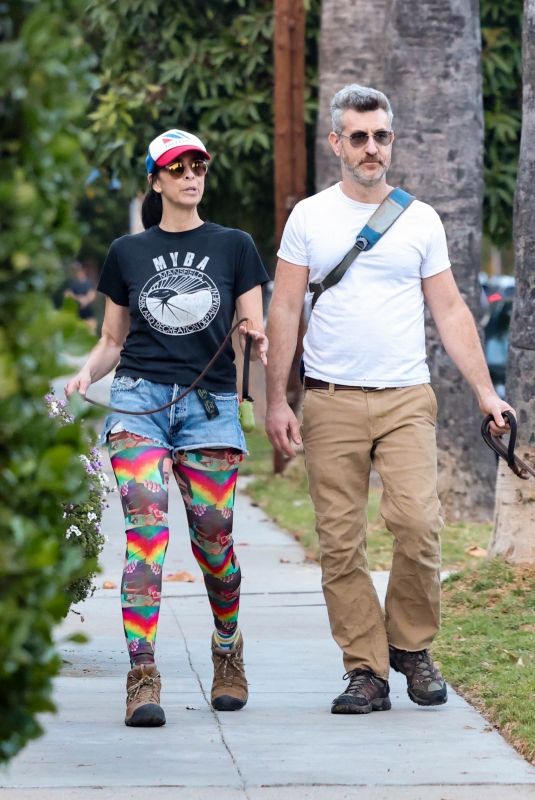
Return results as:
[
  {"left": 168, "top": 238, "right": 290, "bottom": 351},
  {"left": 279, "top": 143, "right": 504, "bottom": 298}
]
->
[{"left": 108, "top": 432, "right": 243, "bottom": 666}]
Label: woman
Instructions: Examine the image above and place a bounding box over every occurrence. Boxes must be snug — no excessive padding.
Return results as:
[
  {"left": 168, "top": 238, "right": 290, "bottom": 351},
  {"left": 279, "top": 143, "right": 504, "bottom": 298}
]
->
[{"left": 66, "top": 129, "right": 269, "bottom": 727}]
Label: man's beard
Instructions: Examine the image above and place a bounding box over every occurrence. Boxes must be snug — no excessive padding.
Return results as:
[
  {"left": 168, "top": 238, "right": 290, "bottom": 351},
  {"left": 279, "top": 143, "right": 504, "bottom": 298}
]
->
[{"left": 341, "top": 154, "right": 388, "bottom": 186}]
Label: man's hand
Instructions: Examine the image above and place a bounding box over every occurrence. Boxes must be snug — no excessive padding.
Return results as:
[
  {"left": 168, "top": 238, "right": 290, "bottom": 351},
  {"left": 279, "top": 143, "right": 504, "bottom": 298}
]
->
[
  {"left": 478, "top": 389, "right": 516, "bottom": 436},
  {"left": 265, "top": 400, "right": 302, "bottom": 458}
]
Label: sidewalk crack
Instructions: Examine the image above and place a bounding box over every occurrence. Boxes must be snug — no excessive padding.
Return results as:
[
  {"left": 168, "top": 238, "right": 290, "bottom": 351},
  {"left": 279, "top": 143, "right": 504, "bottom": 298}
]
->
[{"left": 169, "top": 606, "right": 250, "bottom": 800}]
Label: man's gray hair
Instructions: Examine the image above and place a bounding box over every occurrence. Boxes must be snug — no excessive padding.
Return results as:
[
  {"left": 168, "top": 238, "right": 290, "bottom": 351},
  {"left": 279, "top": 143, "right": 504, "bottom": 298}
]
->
[{"left": 331, "top": 84, "right": 393, "bottom": 133}]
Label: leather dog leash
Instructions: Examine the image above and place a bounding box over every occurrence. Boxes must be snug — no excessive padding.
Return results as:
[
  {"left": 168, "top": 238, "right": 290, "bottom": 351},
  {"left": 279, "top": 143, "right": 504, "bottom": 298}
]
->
[
  {"left": 481, "top": 410, "right": 535, "bottom": 480},
  {"left": 82, "top": 317, "right": 251, "bottom": 416}
]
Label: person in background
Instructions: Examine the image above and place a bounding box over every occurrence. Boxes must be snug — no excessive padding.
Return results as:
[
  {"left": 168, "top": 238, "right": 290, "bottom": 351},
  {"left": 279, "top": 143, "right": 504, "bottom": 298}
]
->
[{"left": 64, "top": 260, "right": 97, "bottom": 334}]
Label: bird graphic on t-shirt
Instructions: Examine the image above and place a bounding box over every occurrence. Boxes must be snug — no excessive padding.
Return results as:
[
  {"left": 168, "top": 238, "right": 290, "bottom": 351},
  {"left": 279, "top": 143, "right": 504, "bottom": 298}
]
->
[{"left": 146, "top": 286, "right": 212, "bottom": 327}]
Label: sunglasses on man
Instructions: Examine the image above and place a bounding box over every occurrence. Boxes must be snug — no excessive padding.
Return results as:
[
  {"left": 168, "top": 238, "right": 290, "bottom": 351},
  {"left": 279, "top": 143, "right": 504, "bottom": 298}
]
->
[
  {"left": 164, "top": 159, "right": 209, "bottom": 178},
  {"left": 339, "top": 130, "right": 394, "bottom": 148}
]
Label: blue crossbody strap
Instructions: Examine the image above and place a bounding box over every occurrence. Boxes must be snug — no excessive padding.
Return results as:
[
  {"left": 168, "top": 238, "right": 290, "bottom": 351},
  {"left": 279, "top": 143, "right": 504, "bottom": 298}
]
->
[{"left": 308, "top": 187, "right": 414, "bottom": 309}]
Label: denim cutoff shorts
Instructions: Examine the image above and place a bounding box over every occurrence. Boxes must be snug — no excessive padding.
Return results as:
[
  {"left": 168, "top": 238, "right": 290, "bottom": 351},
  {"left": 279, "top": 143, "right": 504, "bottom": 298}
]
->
[{"left": 99, "top": 376, "right": 247, "bottom": 456}]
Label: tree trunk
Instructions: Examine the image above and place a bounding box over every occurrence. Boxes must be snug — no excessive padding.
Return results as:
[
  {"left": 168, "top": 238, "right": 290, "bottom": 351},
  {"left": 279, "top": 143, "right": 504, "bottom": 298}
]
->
[
  {"left": 315, "top": 0, "right": 388, "bottom": 190},
  {"left": 273, "top": 0, "right": 307, "bottom": 473},
  {"left": 315, "top": 0, "right": 494, "bottom": 519},
  {"left": 489, "top": 0, "right": 535, "bottom": 565}
]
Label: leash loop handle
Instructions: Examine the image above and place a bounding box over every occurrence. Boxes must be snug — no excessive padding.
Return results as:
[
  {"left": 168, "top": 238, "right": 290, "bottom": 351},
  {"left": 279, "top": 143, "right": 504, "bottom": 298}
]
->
[
  {"left": 480, "top": 411, "right": 534, "bottom": 480},
  {"left": 242, "top": 333, "right": 253, "bottom": 402}
]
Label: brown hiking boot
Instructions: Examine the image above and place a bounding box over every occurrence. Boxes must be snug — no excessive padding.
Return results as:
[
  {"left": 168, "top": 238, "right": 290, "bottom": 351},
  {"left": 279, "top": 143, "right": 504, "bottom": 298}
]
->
[
  {"left": 331, "top": 668, "right": 391, "bottom": 714},
  {"left": 211, "top": 631, "right": 248, "bottom": 711},
  {"left": 125, "top": 663, "right": 166, "bottom": 727},
  {"left": 389, "top": 645, "right": 447, "bottom": 706}
]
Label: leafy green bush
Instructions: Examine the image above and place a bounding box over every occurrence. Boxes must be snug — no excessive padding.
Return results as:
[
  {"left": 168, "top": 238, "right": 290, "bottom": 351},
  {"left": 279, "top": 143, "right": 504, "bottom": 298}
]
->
[
  {"left": 0, "top": 0, "right": 97, "bottom": 763},
  {"left": 85, "top": 0, "right": 321, "bottom": 260},
  {"left": 85, "top": 0, "right": 519, "bottom": 257},
  {"left": 44, "top": 391, "right": 110, "bottom": 606},
  {"left": 481, "top": 0, "right": 523, "bottom": 246}
]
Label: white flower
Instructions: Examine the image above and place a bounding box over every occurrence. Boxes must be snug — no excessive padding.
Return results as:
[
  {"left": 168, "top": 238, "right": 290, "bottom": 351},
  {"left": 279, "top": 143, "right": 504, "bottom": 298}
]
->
[
  {"left": 66, "top": 525, "right": 82, "bottom": 539},
  {"left": 87, "top": 512, "right": 97, "bottom": 522}
]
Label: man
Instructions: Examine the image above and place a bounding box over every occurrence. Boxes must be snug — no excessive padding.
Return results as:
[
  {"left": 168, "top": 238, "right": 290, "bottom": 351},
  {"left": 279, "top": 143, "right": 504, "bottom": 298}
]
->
[{"left": 265, "top": 84, "right": 513, "bottom": 715}]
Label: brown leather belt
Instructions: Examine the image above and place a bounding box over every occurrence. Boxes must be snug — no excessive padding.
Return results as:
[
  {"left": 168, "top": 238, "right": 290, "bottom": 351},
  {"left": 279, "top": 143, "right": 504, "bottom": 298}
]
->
[{"left": 304, "top": 377, "right": 383, "bottom": 392}]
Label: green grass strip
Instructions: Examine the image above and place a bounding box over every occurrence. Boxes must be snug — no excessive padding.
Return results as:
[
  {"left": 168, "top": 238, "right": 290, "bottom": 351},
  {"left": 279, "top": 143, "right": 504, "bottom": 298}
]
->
[{"left": 434, "top": 559, "right": 535, "bottom": 763}]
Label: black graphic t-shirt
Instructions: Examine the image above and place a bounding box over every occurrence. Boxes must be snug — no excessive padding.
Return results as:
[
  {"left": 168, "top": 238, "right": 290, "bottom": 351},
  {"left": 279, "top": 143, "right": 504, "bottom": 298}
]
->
[{"left": 98, "top": 223, "right": 269, "bottom": 391}]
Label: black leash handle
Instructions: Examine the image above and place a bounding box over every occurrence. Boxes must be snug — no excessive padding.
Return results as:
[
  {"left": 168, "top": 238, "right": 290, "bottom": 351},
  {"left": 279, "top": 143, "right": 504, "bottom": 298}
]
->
[
  {"left": 481, "top": 411, "right": 535, "bottom": 480},
  {"left": 83, "top": 317, "right": 251, "bottom": 416},
  {"left": 242, "top": 332, "right": 253, "bottom": 402}
]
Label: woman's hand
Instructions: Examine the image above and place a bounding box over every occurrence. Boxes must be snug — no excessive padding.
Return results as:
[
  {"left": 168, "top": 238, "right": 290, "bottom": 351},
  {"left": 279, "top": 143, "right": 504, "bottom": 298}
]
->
[
  {"left": 239, "top": 323, "right": 268, "bottom": 366},
  {"left": 65, "top": 368, "right": 92, "bottom": 398},
  {"left": 235, "top": 286, "right": 267, "bottom": 365}
]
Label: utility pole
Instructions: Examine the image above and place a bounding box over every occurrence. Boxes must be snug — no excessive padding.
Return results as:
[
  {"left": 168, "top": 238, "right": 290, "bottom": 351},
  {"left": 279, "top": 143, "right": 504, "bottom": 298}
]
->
[{"left": 273, "top": 0, "right": 307, "bottom": 473}]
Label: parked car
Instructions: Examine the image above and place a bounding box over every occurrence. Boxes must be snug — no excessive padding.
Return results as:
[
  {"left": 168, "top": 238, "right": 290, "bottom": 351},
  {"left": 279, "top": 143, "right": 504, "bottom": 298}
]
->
[{"left": 480, "top": 274, "right": 514, "bottom": 399}]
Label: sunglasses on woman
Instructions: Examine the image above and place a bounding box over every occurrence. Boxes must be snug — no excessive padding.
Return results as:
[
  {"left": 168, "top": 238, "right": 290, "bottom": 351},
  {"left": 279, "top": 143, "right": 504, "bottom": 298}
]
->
[
  {"left": 339, "top": 130, "right": 394, "bottom": 148},
  {"left": 164, "top": 159, "right": 209, "bottom": 178}
]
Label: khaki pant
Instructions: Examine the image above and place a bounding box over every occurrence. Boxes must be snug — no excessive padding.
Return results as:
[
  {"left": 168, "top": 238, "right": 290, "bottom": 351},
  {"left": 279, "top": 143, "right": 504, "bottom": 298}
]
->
[{"left": 301, "top": 384, "right": 443, "bottom": 679}]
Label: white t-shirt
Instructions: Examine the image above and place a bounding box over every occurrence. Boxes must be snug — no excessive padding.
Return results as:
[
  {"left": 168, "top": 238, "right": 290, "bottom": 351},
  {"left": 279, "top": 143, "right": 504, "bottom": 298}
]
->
[{"left": 277, "top": 183, "right": 451, "bottom": 387}]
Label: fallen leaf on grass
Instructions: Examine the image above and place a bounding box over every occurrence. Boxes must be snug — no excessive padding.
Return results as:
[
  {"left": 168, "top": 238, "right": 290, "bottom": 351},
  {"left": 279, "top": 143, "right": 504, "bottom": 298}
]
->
[
  {"left": 503, "top": 649, "right": 520, "bottom": 663},
  {"left": 164, "top": 571, "right": 195, "bottom": 582},
  {"left": 102, "top": 581, "right": 117, "bottom": 589},
  {"left": 465, "top": 545, "right": 487, "bottom": 557}
]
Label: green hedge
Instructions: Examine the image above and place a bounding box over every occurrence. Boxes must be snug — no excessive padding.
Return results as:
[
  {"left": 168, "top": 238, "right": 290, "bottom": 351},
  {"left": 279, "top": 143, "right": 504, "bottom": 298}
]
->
[
  {"left": 481, "top": 0, "right": 523, "bottom": 247},
  {"left": 0, "top": 0, "right": 99, "bottom": 763}
]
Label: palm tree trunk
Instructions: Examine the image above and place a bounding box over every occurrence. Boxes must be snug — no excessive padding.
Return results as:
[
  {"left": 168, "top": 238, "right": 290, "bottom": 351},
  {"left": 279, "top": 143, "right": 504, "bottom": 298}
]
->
[
  {"left": 315, "top": 0, "right": 494, "bottom": 519},
  {"left": 489, "top": 0, "right": 535, "bottom": 564},
  {"left": 315, "top": 0, "right": 388, "bottom": 190}
]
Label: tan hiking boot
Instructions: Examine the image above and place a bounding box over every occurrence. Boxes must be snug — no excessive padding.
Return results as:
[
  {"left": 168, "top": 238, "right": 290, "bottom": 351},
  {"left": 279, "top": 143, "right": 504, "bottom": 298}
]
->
[
  {"left": 125, "top": 663, "right": 166, "bottom": 727},
  {"left": 211, "top": 631, "right": 248, "bottom": 711}
]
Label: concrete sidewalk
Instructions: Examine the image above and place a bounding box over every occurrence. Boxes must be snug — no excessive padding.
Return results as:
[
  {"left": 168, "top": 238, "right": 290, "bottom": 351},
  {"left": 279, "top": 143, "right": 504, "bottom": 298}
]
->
[{"left": 1, "top": 451, "right": 534, "bottom": 800}]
